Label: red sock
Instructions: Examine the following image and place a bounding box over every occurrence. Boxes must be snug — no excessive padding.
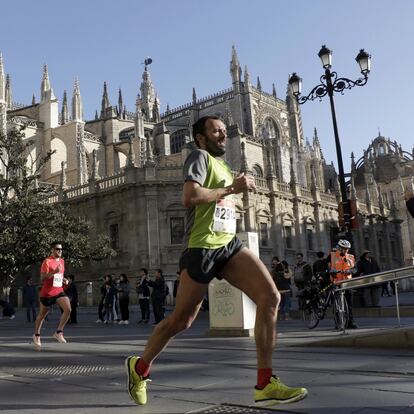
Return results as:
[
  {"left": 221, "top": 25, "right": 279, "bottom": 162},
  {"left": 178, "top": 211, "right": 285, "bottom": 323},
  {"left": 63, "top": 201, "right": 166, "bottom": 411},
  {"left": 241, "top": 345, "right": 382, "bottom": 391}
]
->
[
  {"left": 256, "top": 368, "right": 272, "bottom": 389},
  {"left": 135, "top": 358, "right": 151, "bottom": 377}
]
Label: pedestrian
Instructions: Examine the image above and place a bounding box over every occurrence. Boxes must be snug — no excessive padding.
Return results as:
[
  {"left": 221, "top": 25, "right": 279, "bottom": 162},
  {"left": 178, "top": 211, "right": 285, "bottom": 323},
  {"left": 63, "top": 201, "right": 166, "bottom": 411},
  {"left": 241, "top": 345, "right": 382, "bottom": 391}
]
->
[
  {"left": 113, "top": 276, "right": 121, "bottom": 322},
  {"left": 65, "top": 275, "right": 78, "bottom": 323},
  {"left": 103, "top": 281, "right": 117, "bottom": 324},
  {"left": 293, "top": 253, "right": 313, "bottom": 310},
  {"left": 22, "top": 276, "right": 37, "bottom": 322},
  {"left": 97, "top": 275, "right": 112, "bottom": 323},
  {"left": 173, "top": 271, "right": 180, "bottom": 304},
  {"left": 32, "top": 242, "right": 71, "bottom": 349},
  {"left": 147, "top": 269, "right": 166, "bottom": 325},
  {"left": 125, "top": 116, "right": 307, "bottom": 407},
  {"left": 0, "top": 299, "right": 16, "bottom": 319},
  {"left": 136, "top": 269, "right": 151, "bottom": 324},
  {"left": 329, "top": 239, "right": 358, "bottom": 329},
  {"left": 118, "top": 274, "right": 131, "bottom": 324},
  {"left": 273, "top": 260, "right": 293, "bottom": 320},
  {"left": 356, "top": 251, "right": 381, "bottom": 307}
]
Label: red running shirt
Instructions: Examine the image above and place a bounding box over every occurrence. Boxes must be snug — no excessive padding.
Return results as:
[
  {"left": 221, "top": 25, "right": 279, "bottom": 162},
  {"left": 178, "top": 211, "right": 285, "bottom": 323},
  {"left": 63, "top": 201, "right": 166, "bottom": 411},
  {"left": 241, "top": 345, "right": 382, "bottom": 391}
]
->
[{"left": 39, "top": 256, "right": 65, "bottom": 297}]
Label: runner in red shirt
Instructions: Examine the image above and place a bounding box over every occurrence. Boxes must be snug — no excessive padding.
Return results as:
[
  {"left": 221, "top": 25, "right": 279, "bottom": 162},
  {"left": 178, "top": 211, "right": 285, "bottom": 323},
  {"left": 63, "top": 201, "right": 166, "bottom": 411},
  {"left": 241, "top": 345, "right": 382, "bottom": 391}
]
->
[{"left": 33, "top": 242, "right": 71, "bottom": 349}]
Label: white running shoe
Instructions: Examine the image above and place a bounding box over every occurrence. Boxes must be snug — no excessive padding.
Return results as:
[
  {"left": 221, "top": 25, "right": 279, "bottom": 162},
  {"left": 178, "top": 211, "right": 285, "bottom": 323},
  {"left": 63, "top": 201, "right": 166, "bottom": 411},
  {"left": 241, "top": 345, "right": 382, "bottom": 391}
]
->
[
  {"left": 53, "top": 332, "right": 67, "bottom": 343},
  {"left": 33, "top": 334, "right": 41, "bottom": 349}
]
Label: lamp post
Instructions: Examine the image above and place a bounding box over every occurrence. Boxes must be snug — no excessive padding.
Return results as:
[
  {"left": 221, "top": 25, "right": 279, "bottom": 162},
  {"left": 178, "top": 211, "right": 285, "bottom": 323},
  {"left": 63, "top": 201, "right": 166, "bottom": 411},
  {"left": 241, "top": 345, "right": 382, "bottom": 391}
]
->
[{"left": 288, "top": 45, "right": 371, "bottom": 237}]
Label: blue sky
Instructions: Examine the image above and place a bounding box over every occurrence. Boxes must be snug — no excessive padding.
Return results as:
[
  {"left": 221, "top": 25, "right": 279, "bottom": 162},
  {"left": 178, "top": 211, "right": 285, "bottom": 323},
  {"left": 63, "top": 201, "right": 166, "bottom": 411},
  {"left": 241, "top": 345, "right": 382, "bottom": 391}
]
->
[{"left": 1, "top": 0, "right": 413, "bottom": 169}]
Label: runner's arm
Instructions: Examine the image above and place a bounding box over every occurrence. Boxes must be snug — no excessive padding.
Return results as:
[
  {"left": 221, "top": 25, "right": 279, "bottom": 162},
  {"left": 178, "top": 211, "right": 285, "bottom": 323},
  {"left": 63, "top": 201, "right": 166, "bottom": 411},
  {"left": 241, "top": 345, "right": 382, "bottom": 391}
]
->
[{"left": 182, "top": 174, "right": 256, "bottom": 207}]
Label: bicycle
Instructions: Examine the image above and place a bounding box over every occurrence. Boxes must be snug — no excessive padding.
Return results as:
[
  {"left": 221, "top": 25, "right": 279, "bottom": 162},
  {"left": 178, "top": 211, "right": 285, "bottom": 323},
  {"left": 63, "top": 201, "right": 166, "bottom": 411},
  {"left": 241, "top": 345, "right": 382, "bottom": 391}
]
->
[{"left": 301, "top": 271, "right": 350, "bottom": 331}]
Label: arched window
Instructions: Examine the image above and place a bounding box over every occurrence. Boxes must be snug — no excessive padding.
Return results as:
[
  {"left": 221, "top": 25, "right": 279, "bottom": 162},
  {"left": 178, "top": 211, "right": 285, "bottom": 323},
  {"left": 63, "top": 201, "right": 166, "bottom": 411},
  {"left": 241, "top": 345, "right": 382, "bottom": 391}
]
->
[
  {"left": 252, "top": 164, "right": 264, "bottom": 177},
  {"left": 263, "top": 118, "right": 279, "bottom": 140},
  {"left": 170, "top": 129, "right": 187, "bottom": 154}
]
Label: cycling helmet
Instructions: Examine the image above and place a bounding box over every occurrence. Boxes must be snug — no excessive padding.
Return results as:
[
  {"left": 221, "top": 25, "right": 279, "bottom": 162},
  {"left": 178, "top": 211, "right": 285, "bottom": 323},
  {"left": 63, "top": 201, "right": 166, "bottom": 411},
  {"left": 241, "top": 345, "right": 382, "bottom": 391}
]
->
[{"left": 337, "top": 239, "right": 351, "bottom": 249}]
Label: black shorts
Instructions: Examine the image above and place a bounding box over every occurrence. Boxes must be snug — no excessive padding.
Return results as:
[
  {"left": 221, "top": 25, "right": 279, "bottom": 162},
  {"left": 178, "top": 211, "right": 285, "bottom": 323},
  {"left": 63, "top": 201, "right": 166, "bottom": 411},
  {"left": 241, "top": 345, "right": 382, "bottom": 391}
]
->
[
  {"left": 40, "top": 292, "right": 67, "bottom": 307},
  {"left": 179, "top": 236, "right": 243, "bottom": 284}
]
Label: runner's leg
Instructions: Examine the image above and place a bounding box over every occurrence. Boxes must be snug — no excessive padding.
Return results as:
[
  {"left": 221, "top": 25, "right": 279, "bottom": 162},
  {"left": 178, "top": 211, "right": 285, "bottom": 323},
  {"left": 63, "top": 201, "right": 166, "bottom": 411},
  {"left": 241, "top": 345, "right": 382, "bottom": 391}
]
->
[
  {"left": 141, "top": 269, "right": 207, "bottom": 365},
  {"left": 56, "top": 296, "right": 71, "bottom": 331},
  {"left": 34, "top": 303, "right": 49, "bottom": 334},
  {"left": 221, "top": 248, "right": 280, "bottom": 369}
]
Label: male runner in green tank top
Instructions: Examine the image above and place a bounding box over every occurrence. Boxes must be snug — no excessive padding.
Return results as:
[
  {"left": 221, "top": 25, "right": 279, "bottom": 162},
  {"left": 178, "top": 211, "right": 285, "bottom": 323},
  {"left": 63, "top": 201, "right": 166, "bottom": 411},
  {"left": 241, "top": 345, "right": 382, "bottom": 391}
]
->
[{"left": 125, "top": 116, "right": 308, "bottom": 407}]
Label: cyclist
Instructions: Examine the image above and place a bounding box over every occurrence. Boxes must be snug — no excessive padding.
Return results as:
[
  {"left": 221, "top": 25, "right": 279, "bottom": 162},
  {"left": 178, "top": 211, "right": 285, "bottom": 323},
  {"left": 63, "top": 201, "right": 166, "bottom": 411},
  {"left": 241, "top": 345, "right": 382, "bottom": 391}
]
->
[{"left": 329, "top": 239, "right": 358, "bottom": 329}]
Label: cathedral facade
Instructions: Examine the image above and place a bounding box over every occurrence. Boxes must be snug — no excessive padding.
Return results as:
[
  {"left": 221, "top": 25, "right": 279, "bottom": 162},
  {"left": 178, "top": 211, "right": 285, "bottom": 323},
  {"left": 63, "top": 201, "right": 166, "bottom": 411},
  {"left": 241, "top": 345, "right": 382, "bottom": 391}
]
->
[{"left": 0, "top": 48, "right": 410, "bottom": 286}]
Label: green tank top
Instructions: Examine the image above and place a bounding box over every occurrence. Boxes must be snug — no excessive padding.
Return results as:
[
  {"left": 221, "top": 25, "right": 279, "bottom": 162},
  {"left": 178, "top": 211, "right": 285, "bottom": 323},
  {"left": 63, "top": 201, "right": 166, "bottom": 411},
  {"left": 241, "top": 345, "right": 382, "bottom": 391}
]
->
[{"left": 184, "top": 151, "right": 236, "bottom": 249}]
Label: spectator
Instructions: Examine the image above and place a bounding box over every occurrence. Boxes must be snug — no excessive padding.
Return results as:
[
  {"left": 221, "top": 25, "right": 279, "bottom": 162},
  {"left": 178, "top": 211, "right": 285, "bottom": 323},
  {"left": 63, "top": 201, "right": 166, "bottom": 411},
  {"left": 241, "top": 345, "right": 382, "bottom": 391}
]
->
[
  {"left": 136, "top": 268, "right": 151, "bottom": 324},
  {"left": 313, "top": 251, "right": 330, "bottom": 288},
  {"left": 65, "top": 275, "right": 79, "bottom": 323},
  {"left": 148, "top": 269, "right": 166, "bottom": 325},
  {"left": 118, "top": 274, "right": 131, "bottom": 324},
  {"left": 97, "top": 274, "right": 112, "bottom": 323},
  {"left": 103, "top": 282, "right": 118, "bottom": 324},
  {"left": 293, "top": 253, "right": 313, "bottom": 310},
  {"left": 274, "top": 260, "right": 293, "bottom": 320},
  {"left": 23, "top": 276, "right": 37, "bottom": 323},
  {"left": 173, "top": 271, "right": 180, "bottom": 303},
  {"left": 0, "top": 299, "right": 16, "bottom": 319},
  {"left": 356, "top": 251, "right": 381, "bottom": 307}
]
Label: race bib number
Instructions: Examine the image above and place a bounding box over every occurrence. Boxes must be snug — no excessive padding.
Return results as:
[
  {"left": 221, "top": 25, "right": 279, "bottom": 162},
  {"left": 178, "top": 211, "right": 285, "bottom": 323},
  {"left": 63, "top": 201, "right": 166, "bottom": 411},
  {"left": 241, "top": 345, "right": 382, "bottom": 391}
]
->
[
  {"left": 213, "top": 199, "right": 236, "bottom": 234},
  {"left": 53, "top": 273, "right": 63, "bottom": 288}
]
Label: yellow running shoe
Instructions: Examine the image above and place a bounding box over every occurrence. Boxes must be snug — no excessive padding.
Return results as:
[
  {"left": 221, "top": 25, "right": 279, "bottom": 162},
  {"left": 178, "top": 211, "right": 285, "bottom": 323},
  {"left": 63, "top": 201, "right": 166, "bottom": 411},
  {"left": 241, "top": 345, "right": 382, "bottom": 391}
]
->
[
  {"left": 125, "top": 356, "right": 151, "bottom": 405},
  {"left": 254, "top": 376, "right": 308, "bottom": 406}
]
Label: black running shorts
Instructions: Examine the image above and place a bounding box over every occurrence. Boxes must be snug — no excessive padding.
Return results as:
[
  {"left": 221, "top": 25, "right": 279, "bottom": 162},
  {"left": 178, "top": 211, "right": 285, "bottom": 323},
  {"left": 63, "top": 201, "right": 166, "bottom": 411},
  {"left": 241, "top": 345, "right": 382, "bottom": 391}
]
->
[
  {"left": 40, "top": 291, "right": 67, "bottom": 307},
  {"left": 179, "top": 236, "right": 243, "bottom": 284}
]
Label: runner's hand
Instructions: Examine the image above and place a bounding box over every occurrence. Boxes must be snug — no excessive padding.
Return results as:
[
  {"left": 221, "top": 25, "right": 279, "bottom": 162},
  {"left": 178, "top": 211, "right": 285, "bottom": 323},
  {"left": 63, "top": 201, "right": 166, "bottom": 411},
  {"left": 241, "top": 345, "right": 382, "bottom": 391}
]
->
[{"left": 232, "top": 173, "right": 256, "bottom": 194}]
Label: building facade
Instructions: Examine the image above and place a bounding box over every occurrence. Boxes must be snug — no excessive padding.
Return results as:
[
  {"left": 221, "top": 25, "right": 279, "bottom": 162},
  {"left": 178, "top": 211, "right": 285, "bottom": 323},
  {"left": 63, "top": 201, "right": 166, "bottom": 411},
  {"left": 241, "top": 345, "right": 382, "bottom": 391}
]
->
[{"left": 0, "top": 49, "right": 409, "bottom": 287}]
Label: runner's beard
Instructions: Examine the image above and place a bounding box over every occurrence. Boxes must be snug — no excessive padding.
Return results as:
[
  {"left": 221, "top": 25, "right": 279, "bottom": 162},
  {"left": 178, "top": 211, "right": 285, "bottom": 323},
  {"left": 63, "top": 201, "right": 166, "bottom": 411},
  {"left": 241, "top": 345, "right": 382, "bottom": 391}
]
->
[{"left": 205, "top": 137, "right": 225, "bottom": 156}]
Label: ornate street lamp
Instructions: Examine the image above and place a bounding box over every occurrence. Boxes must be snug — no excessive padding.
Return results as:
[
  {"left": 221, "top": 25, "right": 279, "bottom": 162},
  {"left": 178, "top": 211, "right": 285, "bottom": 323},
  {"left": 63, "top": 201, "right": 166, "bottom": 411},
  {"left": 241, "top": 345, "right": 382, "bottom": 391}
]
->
[{"left": 288, "top": 45, "right": 371, "bottom": 236}]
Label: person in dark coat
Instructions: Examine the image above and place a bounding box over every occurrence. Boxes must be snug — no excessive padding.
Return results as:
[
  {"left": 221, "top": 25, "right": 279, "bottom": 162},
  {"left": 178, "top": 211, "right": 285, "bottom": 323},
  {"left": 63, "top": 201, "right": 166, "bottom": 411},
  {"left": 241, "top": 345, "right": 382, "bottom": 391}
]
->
[
  {"left": 148, "top": 269, "right": 166, "bottom": 325},
  {"left": 23, "top": 276, "right": 38, "bottom": 322},
  {"left": 356, "top": 251, "right": 381, "bottom": 307},
  {"left": 65, "top": 275, "right": 78, "bottom": 323},
  {"left": 173, "top": 271, "right": 180, "bottom": 304},
  {"left": 136, "top": 268, "right": 151, "bottom": 324},
  {"left": 293, "top": 253, "right": 313, "bottom": 310},
  {"left": 103, "top": 282, "right": 118, "bottom": 324},
  {"left": 97, "top": 275, "right": 112, "bottom": 323},
  {"left": 272, "top": 260, "right": 293, "bottom": 320}
]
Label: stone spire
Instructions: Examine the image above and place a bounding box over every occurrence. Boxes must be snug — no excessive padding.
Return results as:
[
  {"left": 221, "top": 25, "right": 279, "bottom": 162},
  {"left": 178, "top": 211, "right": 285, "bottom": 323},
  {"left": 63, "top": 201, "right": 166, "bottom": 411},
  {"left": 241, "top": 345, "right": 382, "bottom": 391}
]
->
[
  {"left": 351, "top": 151, "right": 356, "bottom": 173},
  {"left": 230, "top": 45, "right": 241, "bottom": 93},
  {"left": 152, "top": 96, "right": 161, "bottom": 123},
  {"left": 140, "top": 66, "right": 157, "bottom": 121},
  {"left": 127, "top": 138, "right": 136, "bottom": 167},
  {"left": 256, "top": 76, "right": 262, "bottom": 92},
  {"left": 61, "top": 90, "right": 69, "bottom": 124},
  {"left": 310, "top": 164, "right": 318, "bottom": 191},
  {"left": 101, "top": 82, "right": 110, "bottom": 116},
  {"left": 365, "top": 182, "right": 373, "bottom": 214},
  {"left": 5, "top": 74, "right": 12, "bottom": 109},
  {"left": 32, "top": 94, "right": 36, "bottom": 105},
  {"left": 72, "top": 78, "right": 83, "bottom": 122},
  {"left": 376, "top": 182, "right": 385, "bottom": 214},
  {"left": 272, "top": 83, "right": 277, "bottom": 99},
  {"left": 243, "top": 65, "right": 251, "bottom": 92},
  {"left": 134, "top": 93, "right": 145, "bottom": 139},
  {"left": 0, "top": 53, "right": 5, "bottom": 103},
  {"left": 192, "top": 87, "right": 197, "bottom": 105},
  {"left": 40, "top": 64, "right": 55, "bottom": 101},
  {"left": 118, "top": 88, "right": 123, "bottom": 117}
]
